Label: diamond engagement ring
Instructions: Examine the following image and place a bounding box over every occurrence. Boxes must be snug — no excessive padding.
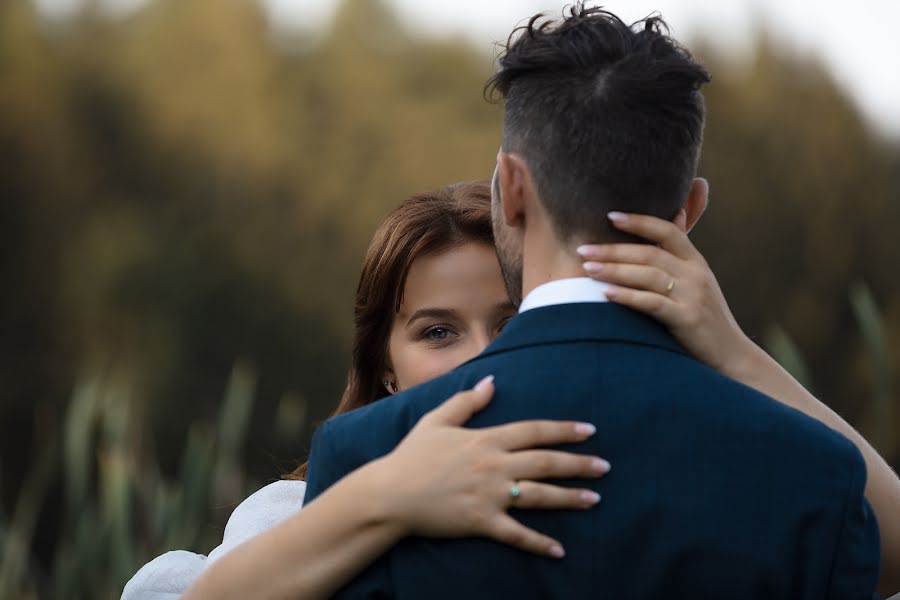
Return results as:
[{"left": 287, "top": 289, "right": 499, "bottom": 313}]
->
[{"left": 509, "top": 484, "right": 522, "bottom": 501}]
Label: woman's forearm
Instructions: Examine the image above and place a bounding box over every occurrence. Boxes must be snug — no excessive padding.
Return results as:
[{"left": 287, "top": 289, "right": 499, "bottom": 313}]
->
[
  {"left": 182, "top": 458, "right": 404, "bottom": 600},
  {"left": 179, "top": 381, "right": 608, "bottom": 599},
  {"left": 724, "top": 338, "right": 900, "bottom": 595}
]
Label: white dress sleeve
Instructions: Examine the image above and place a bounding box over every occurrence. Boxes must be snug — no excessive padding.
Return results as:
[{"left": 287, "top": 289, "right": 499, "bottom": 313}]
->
[{"left": 121, "top": 479, "right": 307, "bottom": 600}]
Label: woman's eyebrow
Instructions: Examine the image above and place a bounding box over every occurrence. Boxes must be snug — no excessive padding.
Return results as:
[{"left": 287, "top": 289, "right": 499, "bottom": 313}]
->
[{"left": 406, "top": 308, "right": 457, "bottom": 327}]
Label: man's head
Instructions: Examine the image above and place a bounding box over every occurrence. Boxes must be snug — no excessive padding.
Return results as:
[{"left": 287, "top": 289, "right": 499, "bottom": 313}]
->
[{"left": 488, "top": 4, "right": 711, "bottom": 303}]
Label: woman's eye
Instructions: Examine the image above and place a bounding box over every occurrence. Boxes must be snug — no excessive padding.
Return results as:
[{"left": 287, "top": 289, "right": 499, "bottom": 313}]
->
[{"left": 426, "top": 327, "right": 452, "bottom": 341}]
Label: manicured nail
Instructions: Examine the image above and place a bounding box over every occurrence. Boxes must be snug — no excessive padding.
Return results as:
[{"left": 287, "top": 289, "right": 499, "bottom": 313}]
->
[
  {"left": 581, "top": 491, "right": 601, "bottom": 504},
  {"left": 576, "top": 245, "right": 597, "bottom": 257},
  {"left": 574, "top": 422, "right": 596, "bottom": 436},
  {"left": 474, "top": 375, "right": 494, "bottom": 392},
  {"left": 549, "top": 545, "right": 566, "bottom": 558},
  {"left": 603, "top": 285, "right": 619, "bottom": 299},
  {"left": 583, "top": 261, "right": 603, "bottom": 273},
  {"left": 592, "top": 458, "right": 611, "bottom": 474},
  {"left": 607, "top": 211, "right": 628, "bottom": 223}
]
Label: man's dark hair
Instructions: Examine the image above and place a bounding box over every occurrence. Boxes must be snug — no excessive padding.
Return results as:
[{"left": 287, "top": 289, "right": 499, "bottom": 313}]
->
[{"left": 486, "top": 3, "right": 711, "bottom": 241}]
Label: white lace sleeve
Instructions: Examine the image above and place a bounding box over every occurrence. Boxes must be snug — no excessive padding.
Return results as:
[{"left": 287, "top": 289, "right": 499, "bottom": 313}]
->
[
  {"left": 121, "top": 480, "right": 307, "bottom": 600},
  {"left": 206, "top": 480, "right": 307, "bottom": 566}
]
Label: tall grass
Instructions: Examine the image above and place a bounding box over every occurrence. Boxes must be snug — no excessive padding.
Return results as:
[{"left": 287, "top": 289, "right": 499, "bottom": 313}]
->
[
  {"left": 0, "top": 361, "right": 295, "bottom": 599},
  {"left": 766, "top": 283, "right": 896, "bottom": 457},
  {"left": 850, "top": 283, "right": 895, "bottom": 458}
]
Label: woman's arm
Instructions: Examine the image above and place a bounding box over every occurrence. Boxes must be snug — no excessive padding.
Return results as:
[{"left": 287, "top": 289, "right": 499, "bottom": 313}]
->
[
  {"left": 579, "top": 212, "right": 900, "bottom": 596},
  {"left": 183, "top": 377, "right": 608, "bottom": 600},
  {"left": 181, "top": 463, "right": 405, "bottom": 600}
]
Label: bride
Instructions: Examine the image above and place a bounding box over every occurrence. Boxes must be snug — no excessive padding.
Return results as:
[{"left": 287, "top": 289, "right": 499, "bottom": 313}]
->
[{"left": 124, "top": 181, "right": 900, "bottom": 599}]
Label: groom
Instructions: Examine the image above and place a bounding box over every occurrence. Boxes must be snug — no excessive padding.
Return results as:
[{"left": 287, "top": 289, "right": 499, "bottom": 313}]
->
[{"left": 304, "top": 5, "right": 880, "bottom": 598}]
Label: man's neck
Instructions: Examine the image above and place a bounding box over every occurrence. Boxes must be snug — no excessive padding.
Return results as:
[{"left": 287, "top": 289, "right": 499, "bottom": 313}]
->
[{"left": 520, "top": 232, "right": 585, "bottom": 301}]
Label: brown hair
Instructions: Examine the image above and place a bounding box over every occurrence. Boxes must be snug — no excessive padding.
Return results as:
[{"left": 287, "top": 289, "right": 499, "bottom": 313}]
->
[{"left": 288, "top": 181, "right": 493, "bottom": 479}]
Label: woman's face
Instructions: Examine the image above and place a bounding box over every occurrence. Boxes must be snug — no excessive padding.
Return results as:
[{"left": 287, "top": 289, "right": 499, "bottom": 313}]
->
[{"left": 386, "top": 241, "right": 516, "bottom": 392}]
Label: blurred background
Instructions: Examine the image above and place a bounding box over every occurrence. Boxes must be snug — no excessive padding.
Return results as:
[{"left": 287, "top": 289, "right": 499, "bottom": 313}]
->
[{"left": 1, "top": 0, "right": 898, "bottom": 597}]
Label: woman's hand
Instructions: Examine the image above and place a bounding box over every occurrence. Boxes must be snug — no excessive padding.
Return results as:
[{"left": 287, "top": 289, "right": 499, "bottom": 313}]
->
[
  {"left": 577, "top": 212, "right": 754, "bottom": 376},
  {"left": 367, "top": 376, "right": 609, "bottom": 559},
  {"left": 183, "top": 379, "right": 607, "bottom": 600}
]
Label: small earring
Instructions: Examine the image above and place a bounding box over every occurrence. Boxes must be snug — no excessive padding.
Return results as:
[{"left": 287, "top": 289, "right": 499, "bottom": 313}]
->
[{"left": 384, "top": 380, "right": 399, "bottom": 393}]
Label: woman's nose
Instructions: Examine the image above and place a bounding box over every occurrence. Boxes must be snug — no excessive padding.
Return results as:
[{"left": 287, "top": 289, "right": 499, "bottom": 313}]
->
[{"left": 473, "top": 331, "right": 493, "bottom": 354}]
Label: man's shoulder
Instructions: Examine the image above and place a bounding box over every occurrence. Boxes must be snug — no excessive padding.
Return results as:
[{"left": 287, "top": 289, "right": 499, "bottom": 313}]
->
[
  {"left": 473, "top": 334, "right": 861, "bottom": 474},
  {"left": 676, "top": 359, "right": 864, "bottom": 473}
]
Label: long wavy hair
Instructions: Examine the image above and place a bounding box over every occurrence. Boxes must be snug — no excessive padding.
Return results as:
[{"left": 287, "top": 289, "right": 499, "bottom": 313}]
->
[{"left": 288, "top": 181, "right": 493, "bottom": 479}]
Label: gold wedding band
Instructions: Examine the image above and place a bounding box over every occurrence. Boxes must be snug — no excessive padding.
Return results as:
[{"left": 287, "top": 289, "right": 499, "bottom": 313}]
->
[{"left": 664, "top": 278, "right": 676, "bottom": 296}]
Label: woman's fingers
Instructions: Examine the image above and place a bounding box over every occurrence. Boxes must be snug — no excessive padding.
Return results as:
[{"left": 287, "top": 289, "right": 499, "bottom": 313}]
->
[
  {"left": 509, "top": 480, "right": 601, "bottom": 510},
  {"left": 577, "top": 243, "right": 680, "bottom": 273},
  {"left": 603, "top": 286, "right": 680, "bottom": 322},
  {"left": 487, "top": 514, "right": 566, "bottom": 559},
  {"left": 422, "top": 375, "right": 494, "bottom": 427},
  {"left": 486, "top": 419, "right": 597, "bottom": 451},
  {"left": 504, "top": 450, "right": 610, "bottom": 481},
  {"left": 393, "top": 377, "right": 610, "bottom": 553},
  {"left": 604, "top": 212, "right": 701, "bottom": 260},
  {"left": 583, "top": 262, "right": 675, "bottom": 296}
]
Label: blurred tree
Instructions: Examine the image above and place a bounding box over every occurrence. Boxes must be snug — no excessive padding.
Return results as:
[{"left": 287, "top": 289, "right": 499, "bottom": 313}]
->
[{"left": 694, "top": 33, "right": 900, "bottom": 431}]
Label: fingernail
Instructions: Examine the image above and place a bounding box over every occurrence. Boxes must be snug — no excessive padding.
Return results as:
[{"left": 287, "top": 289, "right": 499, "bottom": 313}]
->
[
  {"left": 603, "top": 285, "right": 619, "bottom": 299},
  {"left": 549, "top": 545, "right": 565, "bottom": 558},
  {"left": 583, "top": 261, "right": 603, "bottom": 273},
  {"left": 581, "top": 491, "right": 601, "bottom": 504},
  {"left": 608, "top": 211, "right": 627, "bottom": 222},
  {"left": 576, "top": 245, "right": 596, "bottom": 257},
  {"left": 474, "top": 375, "right": 494, "bottom": 392},
  {"left": 591, "top": 458, "right": 611, "bottom": 474},
  {"left": 574, "top": 422, "right": 596, "bottom": 436}
]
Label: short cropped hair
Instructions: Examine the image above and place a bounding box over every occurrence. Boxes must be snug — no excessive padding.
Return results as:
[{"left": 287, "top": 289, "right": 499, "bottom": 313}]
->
[{"left": 486, "top": 3, "right": 711, "bottom": 241}]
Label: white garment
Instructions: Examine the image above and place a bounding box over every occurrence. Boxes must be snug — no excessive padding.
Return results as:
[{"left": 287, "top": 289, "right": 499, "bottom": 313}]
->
[
  {"left": 121, "top": 479, "right": 307, "bottom": 600},
  {"left": 518, "top": 277, "right": 610, "bottom": 314}
]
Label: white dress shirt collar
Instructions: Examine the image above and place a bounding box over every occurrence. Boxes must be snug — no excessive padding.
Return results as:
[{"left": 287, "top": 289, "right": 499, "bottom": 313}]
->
[{"left": 518, "top": 277, "right": 611, "bottom": 314}]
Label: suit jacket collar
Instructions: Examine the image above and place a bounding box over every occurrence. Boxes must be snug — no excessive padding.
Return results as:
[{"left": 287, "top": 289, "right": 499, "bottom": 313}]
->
[{"left": 467, "top": 302, "right": 689, "bottom": 365}]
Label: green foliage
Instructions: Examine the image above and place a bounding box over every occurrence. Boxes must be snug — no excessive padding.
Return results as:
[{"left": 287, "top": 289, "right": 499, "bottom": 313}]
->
[
  {"left": 765, "top": 325, "right": 815, "bottom": 392},
  {"left": 766, "top": 283, "right": 896, "bottom": 458},
  {"left": 0, "top": 361, "right": 279, "bottom": 599},
  {"left": 0, "top": 432, "right": 57, "bottom": 598},
  {"left": 694, "top": 36, "right": 900, "bottom": 418},
  {"left": 850, "top": 283, "right": 895, "bottom": 457}
]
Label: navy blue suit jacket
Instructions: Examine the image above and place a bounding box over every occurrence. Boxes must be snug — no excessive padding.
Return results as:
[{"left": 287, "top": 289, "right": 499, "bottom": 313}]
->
[{"left": 304, "top": 303, "right": 880, "bottom": 599}]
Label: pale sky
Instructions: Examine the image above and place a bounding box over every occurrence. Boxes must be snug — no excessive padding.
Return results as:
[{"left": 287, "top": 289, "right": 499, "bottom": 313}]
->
[{"left": 37, "top": 0, "right": 900, "bottom": 137}]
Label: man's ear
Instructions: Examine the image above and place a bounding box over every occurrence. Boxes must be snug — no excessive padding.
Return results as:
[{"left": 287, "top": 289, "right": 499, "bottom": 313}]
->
[
  {"left": 674, "top": 177, "right": 709, "bottom": 233},
  {"left": 496, "top": 151, "right": 529, "bottom": 227}
]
